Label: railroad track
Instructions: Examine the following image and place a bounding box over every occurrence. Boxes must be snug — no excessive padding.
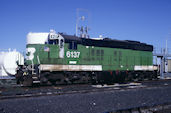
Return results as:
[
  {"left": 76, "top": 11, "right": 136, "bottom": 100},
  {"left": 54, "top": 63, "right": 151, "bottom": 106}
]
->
[
  {"left": 0, "top": 79, "right": 171, "bottom": 113},
  {"left": 0, "top": 83, "right": 144, "bottom": 100},
  {"left": 0, "top": 79, "right": 171, "bottom": 100}
]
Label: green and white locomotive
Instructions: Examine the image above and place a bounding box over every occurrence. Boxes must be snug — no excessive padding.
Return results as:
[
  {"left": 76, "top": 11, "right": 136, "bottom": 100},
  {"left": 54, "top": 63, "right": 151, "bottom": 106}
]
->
[{"left": 16, "top": 30, "right": 158, "bottom": 86}]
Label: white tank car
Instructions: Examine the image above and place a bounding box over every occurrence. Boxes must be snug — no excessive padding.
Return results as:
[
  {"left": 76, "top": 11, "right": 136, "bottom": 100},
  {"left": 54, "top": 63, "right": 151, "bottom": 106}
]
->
[{"left": 0, "top": 49, "right": 24, "bottom": 79}]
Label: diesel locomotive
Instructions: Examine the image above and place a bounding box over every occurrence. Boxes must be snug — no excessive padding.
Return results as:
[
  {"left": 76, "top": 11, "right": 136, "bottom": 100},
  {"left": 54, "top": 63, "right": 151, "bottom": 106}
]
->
[{"left": 16, "top": 30, "right": 158, "bottom": 86}]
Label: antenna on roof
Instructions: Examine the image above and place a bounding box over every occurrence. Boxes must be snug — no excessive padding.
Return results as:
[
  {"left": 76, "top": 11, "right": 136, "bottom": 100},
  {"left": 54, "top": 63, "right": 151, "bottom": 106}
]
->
[{"left": 76, "top": 8, "right": 90, "bottom": 38}]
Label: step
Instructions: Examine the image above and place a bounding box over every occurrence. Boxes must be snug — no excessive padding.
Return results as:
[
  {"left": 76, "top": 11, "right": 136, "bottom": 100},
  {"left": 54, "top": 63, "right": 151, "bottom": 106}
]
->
[
  {"left": 33, "top": 81, "right": 40, "bottom": 83},
  {"left": 32, "top": 77, "right": 38, "bottom": 79}
]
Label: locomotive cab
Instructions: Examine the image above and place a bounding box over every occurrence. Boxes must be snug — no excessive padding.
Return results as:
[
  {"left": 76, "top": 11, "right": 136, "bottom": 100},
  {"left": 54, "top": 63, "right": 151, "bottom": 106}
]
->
[
  {"left": 26, "top": 30, "right": 65, "bottom": 62},
  {"left": 16, "top": 30, "right": 65, "bottom": 86},
  {"left": 47, "top": 30, "right": 65, "bottom": 58}
]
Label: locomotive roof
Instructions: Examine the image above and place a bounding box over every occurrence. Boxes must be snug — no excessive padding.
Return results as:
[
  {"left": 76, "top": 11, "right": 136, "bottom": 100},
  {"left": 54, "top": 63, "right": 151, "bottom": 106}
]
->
[{"left": 60, "top": 34, "right": 153, "bottom": 52}]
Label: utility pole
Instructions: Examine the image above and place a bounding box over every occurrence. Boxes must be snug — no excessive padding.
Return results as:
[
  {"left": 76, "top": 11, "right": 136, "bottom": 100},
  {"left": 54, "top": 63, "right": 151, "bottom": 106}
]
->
[
  {"left": 75, "top": 8, "right": 90, "bottom": 38},
  {"left": 166, "top": 39, "right": 168, "bottom": 54}
]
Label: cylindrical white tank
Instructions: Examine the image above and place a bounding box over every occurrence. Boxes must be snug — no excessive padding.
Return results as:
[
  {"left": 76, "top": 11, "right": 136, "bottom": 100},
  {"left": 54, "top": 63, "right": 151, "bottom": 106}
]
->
[
  {"left": 0, "top": 50, "right": 24, "bottom": 78},
  {"left": 0, "top": 52, "right": 8, "bottom": 65}
]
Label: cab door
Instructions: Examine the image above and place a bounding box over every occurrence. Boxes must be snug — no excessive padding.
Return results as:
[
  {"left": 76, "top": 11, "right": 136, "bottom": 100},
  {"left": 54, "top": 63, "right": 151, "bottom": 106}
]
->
[{"left": 58, "top": 34, "right": 64, "bottom": 58}]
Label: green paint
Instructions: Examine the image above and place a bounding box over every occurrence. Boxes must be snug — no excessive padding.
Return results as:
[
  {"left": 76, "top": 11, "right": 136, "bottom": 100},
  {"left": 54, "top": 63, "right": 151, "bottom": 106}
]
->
[{"left": 26, "top": 43, "right": 153, "bottom": 71}]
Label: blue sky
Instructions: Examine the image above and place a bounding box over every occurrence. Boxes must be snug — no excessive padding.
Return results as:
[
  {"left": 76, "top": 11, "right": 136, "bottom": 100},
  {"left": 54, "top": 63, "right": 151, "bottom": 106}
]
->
[{"left": 0, "top": 0, "right": 171, "bottom": 52}]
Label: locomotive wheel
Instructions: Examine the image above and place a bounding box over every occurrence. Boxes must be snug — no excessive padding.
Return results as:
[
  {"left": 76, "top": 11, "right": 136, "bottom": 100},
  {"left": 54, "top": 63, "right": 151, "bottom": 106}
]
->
[
  {"left": 49, "top": 80, "right": 57, "bottom": 85},
  {"left": 40, "top": 72, "right": 49, "bottom": 85},
  {"left": 23, "top": 76, "right": 33, "bottom": 86},
  {"left": 127, "top": 74, "right": 133, "bottom": 81},
  {"left": 16, "top": 71, "right": 24, "bottom": 84},
  {"left": 91, "top": 73, "right": 98, "bottom": 85}
]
